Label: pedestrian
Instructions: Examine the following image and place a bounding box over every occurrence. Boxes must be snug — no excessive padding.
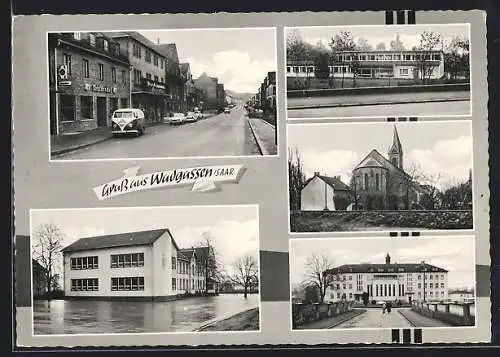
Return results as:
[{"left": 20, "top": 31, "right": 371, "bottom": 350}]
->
[
  {"left": 386, "top": 301, "right": 392, "bottom": 314},
  {"left": 382, "top": 302, "right": 386, "bottom": 314}
]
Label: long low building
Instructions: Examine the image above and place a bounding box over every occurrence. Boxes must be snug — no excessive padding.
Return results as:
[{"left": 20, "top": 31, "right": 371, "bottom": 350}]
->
[
  {"left": 324, "top": 253, "right": 449, "bottom": 304},
  {"left": 61, "top": 228, "right": 208, "bottom": 299},
  {"left": 286, "top": 50, "right": 445, "bottom": 80}
]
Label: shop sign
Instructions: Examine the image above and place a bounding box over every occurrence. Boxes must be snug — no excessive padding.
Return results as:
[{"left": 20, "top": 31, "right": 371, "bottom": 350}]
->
[{"left": 84, "top": 83, "right": 117, "bottom": 94}]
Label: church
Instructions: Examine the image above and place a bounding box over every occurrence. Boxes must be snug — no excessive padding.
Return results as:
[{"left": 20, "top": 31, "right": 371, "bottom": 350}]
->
[{"left": 300, "top": 126, "right": 426, "bottom": 211}]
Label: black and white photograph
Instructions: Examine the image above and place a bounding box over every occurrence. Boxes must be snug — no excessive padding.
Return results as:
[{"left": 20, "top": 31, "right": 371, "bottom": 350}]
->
[
  {"left": 288, "top": 120, "right": 473, "bottom": 232},
  {"left": 285, "top": 24, "right": 471, "bottom": 119},
  {"left": 49, "top": 28, "right": 278, "bottom": 160},
  {"left": 30, "top": 205, "right": 260, "bottom": 334},
  {"left": 290, "top": 236, "right": 476, "bottom": 330}
]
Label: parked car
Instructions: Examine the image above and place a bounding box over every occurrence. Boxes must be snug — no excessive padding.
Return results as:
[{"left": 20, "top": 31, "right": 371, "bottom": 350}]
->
[
  {"left": 194, "top": 110, "right": 204, "bottom": 120},
  {"left": 165, "top": 112, "right": 186, "bottom": 125},
  {"left": 185, "top": 111, "right": 198, "bottom": 122},
  {"left": 224, "top": 107, "right": 231, "bottom": 114},
  {"left": 111, "top": 108, "right": 145, "bottom": 137}
]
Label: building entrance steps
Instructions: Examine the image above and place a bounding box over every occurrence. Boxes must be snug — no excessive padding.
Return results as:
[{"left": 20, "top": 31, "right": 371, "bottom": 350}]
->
[
  {"left": 398, "top": 308, "right": 452, "bottom": 327},
  {"left": 247, "top": 117, "right": 277, "bottom": 156}
]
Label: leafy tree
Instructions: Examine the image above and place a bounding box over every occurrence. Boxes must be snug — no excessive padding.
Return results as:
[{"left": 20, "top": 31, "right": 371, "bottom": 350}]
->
[
  {"left": 288, "top": 147, "right": 306, "bottom": 210},
  {"left": 329, "top": 30, "right": 357, "bottom": 88},
  {"left": 314, "top": 52, "right": 330, "bottom": 79},
  {"left": 444, "top": 36, "right": 470, "bottom": 80},
  {"left": 32, "top": 223, "right": 64, "bottom": 297},
  {"left": 286, "top": 29, "right": 316, "bottom": 62},
  {"left": 357, "top": 37, "right": 373, "bottom": 51},
  {"left": 441, "top": 178, "right": 473, "bottom": 209},
  {"left": 415, "top": 31, "right": 443, "bottom": 82}
]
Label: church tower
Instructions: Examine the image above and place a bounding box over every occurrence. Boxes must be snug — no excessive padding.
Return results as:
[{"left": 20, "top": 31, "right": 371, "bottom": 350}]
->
[
  {"left": 388, "top": 126, "right": 403, "bottom": 169},
  {"left": 385, "top": 253, "right": 391, "bottom": 264}
]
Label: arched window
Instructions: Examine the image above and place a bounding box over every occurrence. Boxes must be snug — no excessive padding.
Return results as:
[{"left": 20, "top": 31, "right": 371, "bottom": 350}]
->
[
  {"left": 375, "top": 173, "right": 380, "bottom": 190},
  {"left": 364, "top": 173, "right": 369, "bottom": 190}
]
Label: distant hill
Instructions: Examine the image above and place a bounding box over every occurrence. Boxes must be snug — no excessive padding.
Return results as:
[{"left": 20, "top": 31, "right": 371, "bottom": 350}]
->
[{"left": 225, "top": 89, "right": 254, "bottom": 102}]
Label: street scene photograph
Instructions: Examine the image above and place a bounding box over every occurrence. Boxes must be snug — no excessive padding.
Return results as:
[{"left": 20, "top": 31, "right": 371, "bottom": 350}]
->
[
  {"left": 48, "top": 28, "right": 277, "bottom": 160},
  {"left": 285, "top": 24, "right": 471, "bottom": 119},
  {"left": 288, "top": 120, "right": 473, "bottom": 232},
  {"left": 290, "top": 236, "right": 476, "bottom": 330},
  {"left": 30, "top": 205, "right": 260, "bottom": 334}
]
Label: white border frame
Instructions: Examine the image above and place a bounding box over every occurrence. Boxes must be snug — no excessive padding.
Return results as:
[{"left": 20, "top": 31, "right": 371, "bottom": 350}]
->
[
  {"left": 288, "top": 235, "right": 478, "bottom": 332},
  {"left": 29, "top": 204, "right": 262, "bottom": 337},
  {"left": 286, "top": 119, "right": 476, "bottom": 236},
  {"left": 46, "top": 27, "right": 280, "bottom": 162},
  {"left": 283, "top": 23, "right": 473, "bottom": 121}
]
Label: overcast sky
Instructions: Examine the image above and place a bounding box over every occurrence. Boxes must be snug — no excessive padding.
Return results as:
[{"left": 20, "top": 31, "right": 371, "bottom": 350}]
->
[
  {"left": 139, "top": 28, "right": 276, "bottom": 93},
  {"left": 31, "top": 205, "right": 259, "bottom": 276},
  {"left": 290, "top": 236, "right": 475, "bottom": 290},
  {"left": 287, "top": 121, "right": 472, "bottom": 190},
  {"left": 287, "top": 24, "right": 469, "bottom": 50}
]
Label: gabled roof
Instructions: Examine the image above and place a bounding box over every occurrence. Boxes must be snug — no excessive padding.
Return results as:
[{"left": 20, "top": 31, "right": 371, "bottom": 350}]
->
[
  {"left": 103, "top": 31, "right": 166, "bottom": 58},
  {"left": 61, "top": 228, "right": 173, "bottom": 253},
  {"left": 178, "top": 248, "right": 195, "bottom": 261},
  {"left": 354, "top": 149, "right": 410, "bottom": 178},
  {"left": 325, "top": 262, "right": 448, "bottom": 275},
  {"left": 303, "top": 174, "right": 350, "bottom": 191},
  {"left": 154, "top": 43, "right": 179, "bottom": 63}
]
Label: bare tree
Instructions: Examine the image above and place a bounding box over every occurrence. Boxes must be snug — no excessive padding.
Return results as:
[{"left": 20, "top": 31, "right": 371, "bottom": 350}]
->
[
  {"left": 415, "top": 31, "right": 443, "bottom": 82},
  {"left": 196, "top": 231, "right": 220, "bottom": 294},
  {"left": 389, "top": 34, "right": 406, "bottom": 51},
  {"left": 32, "top": 223, "right": 64, "bottom": 297},
  {"left": 230, "top": 254, "right": 259, "bottom": 298},
  {"left": 288, "top": 147, "right": 307, "bottom": 211},
  {"left": 329, "top": 30, "right": 357, "bottom": 88},
  {"left": 303, "top": 253, "right": 335, "bottom": 303}
]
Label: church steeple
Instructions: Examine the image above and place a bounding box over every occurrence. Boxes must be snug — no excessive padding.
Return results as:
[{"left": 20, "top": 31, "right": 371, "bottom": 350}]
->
[
  {"left": 385, "top": 253, "right": 391, "bottom": 264},
  {"left": 388, "top": 125, "right": 403, "bottom": 169}
]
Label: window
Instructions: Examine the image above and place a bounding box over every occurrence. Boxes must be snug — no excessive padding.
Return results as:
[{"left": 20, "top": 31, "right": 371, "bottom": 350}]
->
[
  {"left": 63, "top": 53, "right": 72, "bottom": 76},
  {"left": 114, "top": 43, "right": 121, "bottom": 56},
  {"left": 145, "top": 50, "right": 151, "bottom": 62},
  {"left": 286, "top": 66, "right": 291, "bottom": 73},
  {"left": 111, "top": 253, "right": 144, "bottom": 268},
  {"left": 82, "top": 59, "right": 90, "bottom": 78},
  {"left": 430, "top": 275, "right": 433, "bottom": 280},
  {"left": 111, "top": 67, "right": 117, "bottom": 82},
  {"left": 121, "top": 98, "right": 128, "bottom": 108},
  {"left": 59, "top": 94, "right": 75, "bottom": 121},
  {"left": 394, "top": 54, "right": 401, "bottom": 61},
  {"left": 70, "top": 256, "right": 98, "bottom": 270},
  {"left": 133, "top": 69, "right": 142, "bottom": 84},
  {"left": 418, "top": 275, "right": 421, "bottom": 280},
  {"left": 153, "top": 55, "right": 158, "bottom": 66},
  {"left": 172, "top": 256, "right": 177, "bottom": 270},
  {"left": 172, "top": 278, "right": 176, "bottom": 290},
  {"left": 405, "top": 54, "right": 412, "bottom": 61},
  {"left": 348, "top": 284, "right": 352, "bottom": 289},
  {"left": 432, "top": 54, "right": 441, "bottom": 61},
  {"left": 375, "top": 173, "right": 380, "bottom": 190},
  {"left": 133, "top": 43, "right": 142, "bottom": 58},
  {"left": 111, "top": 277, "right": 145, "bottom": 291},
  {"left": 146, "top": 73, "right": 152, "bottom": 80},
  {"left": 89, "top": 34, "right": 96, "bottom": 46},
  {"left": 73, "top": 32, "right": 82, "bottom": 40},
  {"left": 441, "top": 283, "right": 444, "bottom": 288},
  {"left": 71, "top": 278, "right": 98, "bottom": 291},
  {"left": 154, "top": 75, "right": 158, "bottom": 82},
  {"left": 103, "top": 39, "right": 109, "bottom": 52},
  {"left": 293, "top": 66, "right": 298, "bottom": 73},
  {"left": 418, "top": 283, "right": 421, "bottom": 288},
  {"left": 430, "top": 283, "right": 433, "bottom": 288},
  {"left": 364, "top": 173, "right": 369, "bottom": 189},
  {"left": 80, "top": 96, "right": 93, "bottom": 119},
  {"left": 98, "top": 63, "right": 104, "bottom": 81},
  {"left": 399, "top": 68, "right": 409, "bottom": 76},
  {"left": 161, "top": 59, "right": 164, "bottom": 69}
]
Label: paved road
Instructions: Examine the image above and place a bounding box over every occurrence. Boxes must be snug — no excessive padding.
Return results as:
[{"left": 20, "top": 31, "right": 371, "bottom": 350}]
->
[
  {"left": 287, "top": 100, "right": 470, "bottom": 119},
  {"left": 56, "top": 105, "right": 260, "bottom": 160},
  {"left": 334, "top": 308, "right": 413, "bottom": 329}
]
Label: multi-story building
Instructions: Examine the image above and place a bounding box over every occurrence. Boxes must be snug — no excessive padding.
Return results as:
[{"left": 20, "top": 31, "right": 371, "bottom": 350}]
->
[
  {"left": 324, "top": 253, "right": 449, "bottom": 304},
  {"left": 264, "top": 71, "right": 277, "bottom": 113},
  {"left": 449, "top": 289, "right": 475, "bottom": 303},
  {"left": 286, "top": 50, "right": 445, "bottom": 80},
  {"left": 180, "top": 63, "right": 196, "bottom": 111},
  {"left": 48, "top": 32, "right": 131, "bottom": 135},
  {"left": 154, "top": 43, "right": 185, "bottom": 113},
  {"left": 104, "top": 32, "right": 169, "bottom": 124},
  {"left": 216, "top": 83, "right": 226, "bottom": 109},
  {"left": 194, "top": 73, "right": 219, "bottom": 110},
  {"left": 61, "top": 228, "right": 207, "bottom": 299}
]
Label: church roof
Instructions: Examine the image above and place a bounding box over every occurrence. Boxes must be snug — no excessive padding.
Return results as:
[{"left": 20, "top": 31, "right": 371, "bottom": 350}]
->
[
  {"left": 354, "top": 149, "right": 411, "bottom": 179},
  {"left": 303, "top": 174, "right": 351, "bottom": 191}
]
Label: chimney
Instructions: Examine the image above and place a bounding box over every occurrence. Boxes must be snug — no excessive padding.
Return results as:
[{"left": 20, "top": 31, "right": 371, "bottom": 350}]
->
[{"left": 385, "top": 253, "right": 391, "bottom": 264}]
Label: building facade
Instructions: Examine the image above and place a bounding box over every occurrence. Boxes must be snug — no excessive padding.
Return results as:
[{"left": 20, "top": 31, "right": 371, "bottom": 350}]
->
[
  {"left": 301, "top": 173, "right": 352, "bottom": 211},
  {"left": 105, "top": 32, "right": 169, "bottom": 124},
  {"left": 180, "top": 63, "right": 196, "bottom": 111},
  {"left": 449, "top": 290, "right": 475, "bottom": 303},
  {"left": 48, "top": 32, "right": 131, "bottom": 135},
  {"left": 351, "top": 126, "right": 425, "bottom": 210},
  {"left": 216, "top": 83, "right": 226, "bottom": 109},
  {"left": 154, "top": 43, "right": 184, "bottom": 113},
  {"left": 324, "top": 254, "right": 449, "bottom": 304},
  {"left": 61, "top": 228, "right": 207, "bottom": 299},
  {"left": 194, "top": 73, "right": 219, "bottom": 110},
  {"left": 286, "top": 50, "right": 445, "bottom": 80}
]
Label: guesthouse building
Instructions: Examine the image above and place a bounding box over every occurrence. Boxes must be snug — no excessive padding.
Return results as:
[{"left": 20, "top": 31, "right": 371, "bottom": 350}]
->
[
  {"left": 61, "top": 228, "right": 207, "bottom": 299},
  {"left": 48, "top": 32, "right": 131, "bottom": 135},
  {"left": 324, "top": 253, "right": 449, "bottom": 304}
]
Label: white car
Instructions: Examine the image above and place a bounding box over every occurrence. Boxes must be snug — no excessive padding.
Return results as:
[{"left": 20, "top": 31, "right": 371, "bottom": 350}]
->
[
  {"left": 185, "top": 111, "right": 198, "bottom": 122},
  {"left": 164, "top": 112, "right": 186, "bottom": 125}
]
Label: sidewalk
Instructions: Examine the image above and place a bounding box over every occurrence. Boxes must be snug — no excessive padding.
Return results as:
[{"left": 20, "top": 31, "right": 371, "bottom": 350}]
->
[
  {"left": 295, "top": 309, "right": 366, "bottom": 330},
  {"left": 247, "top": 118, "right": 277, "bottom": 156},
  {"left": 51, "top": 127, "right": 113, "bottom": 157},
  {"left": 398, "top": 309, "right": 451, "bottom": 327}
]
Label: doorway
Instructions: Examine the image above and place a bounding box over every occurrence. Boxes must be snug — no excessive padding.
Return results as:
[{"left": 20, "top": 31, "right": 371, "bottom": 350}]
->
[{"left": 97, "top": 97, "right": 107, "bottom": 127}]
